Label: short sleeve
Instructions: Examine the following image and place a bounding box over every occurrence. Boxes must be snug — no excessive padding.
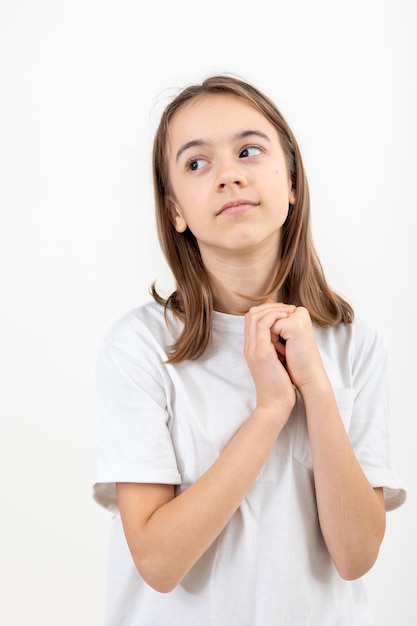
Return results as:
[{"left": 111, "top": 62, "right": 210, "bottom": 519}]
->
[
  {"left": 92, "top": 315, "right": 182, "bottom": 513},
  {"left": 349, "top": 320, "right": 407, "bottom": 512}
]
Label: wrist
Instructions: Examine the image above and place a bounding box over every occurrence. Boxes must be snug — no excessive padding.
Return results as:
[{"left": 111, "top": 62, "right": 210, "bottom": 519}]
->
[
  {"left": 253, "top": 394, "right": 295, "bottom": 423},
  {"left": 297, "top": 374, "right": 333, "bottom": 404}
]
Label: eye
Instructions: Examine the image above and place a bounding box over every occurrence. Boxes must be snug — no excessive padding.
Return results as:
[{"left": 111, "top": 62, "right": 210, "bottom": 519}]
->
[
  {"left": 239, "top": 145, "right": 262, "bottom": 159},
  {"left": 186, "top": 157, "right": 208, "bottom": 171}
]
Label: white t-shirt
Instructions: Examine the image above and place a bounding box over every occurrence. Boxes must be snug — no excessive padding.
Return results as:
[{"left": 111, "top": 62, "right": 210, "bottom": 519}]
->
[{"left": 93, "top": 301, "right": 406, "bottom": 626}]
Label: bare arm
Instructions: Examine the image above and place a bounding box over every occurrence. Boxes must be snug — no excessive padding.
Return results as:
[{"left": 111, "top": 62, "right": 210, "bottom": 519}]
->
[
  {"left": 117, "top": 303, "right": 296, "bottom": 592},
  {"left": 118, "top": 406, "right": 290, "bottom": 592},
  {"left": 272, "top": 305, "right": 386, "bottom": 579},
  {"left": 301, "top": 382, "right": 385, "bottom": 579}
]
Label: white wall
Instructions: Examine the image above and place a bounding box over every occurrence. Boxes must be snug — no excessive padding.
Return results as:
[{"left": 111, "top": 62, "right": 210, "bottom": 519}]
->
[{"left": 1, "top": 0, "right": 415, "bottom": 624}]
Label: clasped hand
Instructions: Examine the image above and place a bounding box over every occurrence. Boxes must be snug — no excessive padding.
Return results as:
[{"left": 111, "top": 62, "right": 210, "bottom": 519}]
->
[{"left": 244, "top": 302, "right": 327, "bottom": 415}]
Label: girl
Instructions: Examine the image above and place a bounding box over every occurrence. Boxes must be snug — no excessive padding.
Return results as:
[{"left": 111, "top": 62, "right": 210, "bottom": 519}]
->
[{"left": 93, "top": 75, "right": 406, "bottom": 625}]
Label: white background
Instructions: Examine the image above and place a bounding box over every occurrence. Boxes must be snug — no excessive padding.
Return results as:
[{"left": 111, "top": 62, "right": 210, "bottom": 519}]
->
[{"left": 0, "top": 0, "right": 415, "bottom": 624}]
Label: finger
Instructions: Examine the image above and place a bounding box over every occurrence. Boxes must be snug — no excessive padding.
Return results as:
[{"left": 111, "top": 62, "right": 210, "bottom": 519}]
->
[
  {"left": 249, "top": 302, "right": 296, "bottom": 316},
  {"left": 245, "top": 309, "right": 292, "bottom": 361},
  {"left": 245, "top": 306, "right": 295, "bottom": 339}
]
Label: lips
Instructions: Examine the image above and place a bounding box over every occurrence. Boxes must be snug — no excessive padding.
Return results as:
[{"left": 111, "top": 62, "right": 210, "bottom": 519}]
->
[{"left": 216, "top": 198, "right": 259, "bottom": 216}]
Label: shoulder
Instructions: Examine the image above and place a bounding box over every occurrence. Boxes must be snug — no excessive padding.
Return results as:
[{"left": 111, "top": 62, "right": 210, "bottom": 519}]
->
[
  {"left": 104, "top": 300, "right": 163, "bottom": 337},
  {"left": 316, "top": 315, "right": 387, "bottom": 353},
  {"left": 314, "top": 316, "right": 389, "bottom": 379},
  {"left": 98, "top": 301, "right": 182, "bottom": 370},
  {"left": 103, "top": 301, "right": 179, "bottom": 347},
  {"left": 312, "top": 316, "right": 391, "bottom": 395},
  {"left": 350, "top": 315, "right": 389, "bottom": 361}
]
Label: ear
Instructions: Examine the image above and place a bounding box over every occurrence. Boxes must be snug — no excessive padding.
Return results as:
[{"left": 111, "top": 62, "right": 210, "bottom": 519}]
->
[
  {"left": 169, "top": 200, "right": 187, "bottom": 233},
  {"left": 289, "top": 186, "right": 296, "bottom": 205}
]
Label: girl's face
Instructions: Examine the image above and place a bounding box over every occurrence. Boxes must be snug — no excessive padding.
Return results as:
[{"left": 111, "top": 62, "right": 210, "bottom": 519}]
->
[{"left": 167, "top": 94, "right": 295, "bottom": 263}]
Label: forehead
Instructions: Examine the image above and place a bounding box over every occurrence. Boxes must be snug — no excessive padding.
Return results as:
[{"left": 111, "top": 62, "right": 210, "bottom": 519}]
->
[{"left": 167, "top": 93, "right": 276, "bottom": 152}]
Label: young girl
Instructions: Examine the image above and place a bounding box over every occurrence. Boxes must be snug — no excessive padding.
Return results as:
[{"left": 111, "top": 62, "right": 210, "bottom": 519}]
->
[{"left": 93, "top": 75, "right": 406, "bottom": 625}]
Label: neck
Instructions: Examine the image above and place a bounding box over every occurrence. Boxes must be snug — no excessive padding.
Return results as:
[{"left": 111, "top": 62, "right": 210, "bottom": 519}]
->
[{"left": 202, "top": 246, "right": 280, "bottom": 315}]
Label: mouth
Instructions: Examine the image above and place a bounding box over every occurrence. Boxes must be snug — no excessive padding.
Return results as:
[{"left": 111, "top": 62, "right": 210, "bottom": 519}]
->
[{"left": 216, "top": 198, "right": 259, "bottom": 216}]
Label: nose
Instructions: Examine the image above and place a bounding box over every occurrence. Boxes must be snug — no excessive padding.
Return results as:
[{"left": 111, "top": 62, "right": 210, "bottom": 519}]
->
[{"left": 215, "top": 158, "right": 247, "bottom": 191}]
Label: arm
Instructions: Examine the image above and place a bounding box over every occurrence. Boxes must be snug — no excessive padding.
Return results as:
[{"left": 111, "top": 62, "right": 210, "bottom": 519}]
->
[
  {"left": 301, "top": 382, "right": 385, "bottom": 579},
  {"left": 273, "top": 305, "right": 386, "bottom": 579},
  {"left": 117, "top": 303, "right": 297, "bottom": 593}
]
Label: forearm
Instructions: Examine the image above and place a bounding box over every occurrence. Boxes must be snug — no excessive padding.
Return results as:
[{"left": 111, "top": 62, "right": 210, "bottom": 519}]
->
[
  {"left": 302, "top": 381, "right": 386, "bottom": 579},
  {"left": 121, "top": 405, "right": 291, "bottom": 592}
]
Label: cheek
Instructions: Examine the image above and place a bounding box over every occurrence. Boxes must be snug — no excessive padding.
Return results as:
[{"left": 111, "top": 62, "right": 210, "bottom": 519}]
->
[{"left": 273, "top": 169, "right": 294, "bottom": 204}]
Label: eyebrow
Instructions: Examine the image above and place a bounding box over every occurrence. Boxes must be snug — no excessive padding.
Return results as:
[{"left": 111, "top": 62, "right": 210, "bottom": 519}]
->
[{"left": 175, "top": 129, "right": 271, "bottom": 162}]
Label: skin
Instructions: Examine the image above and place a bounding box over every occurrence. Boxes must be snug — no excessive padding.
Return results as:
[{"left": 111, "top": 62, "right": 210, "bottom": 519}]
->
[
  {"left": 168, "top": 93, "right": 296, "bottom": 314},
  {"left": 117, "top": 94, "right": 386, "bottom": 593}
]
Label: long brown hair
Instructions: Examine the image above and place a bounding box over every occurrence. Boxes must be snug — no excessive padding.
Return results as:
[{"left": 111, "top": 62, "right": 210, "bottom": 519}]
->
[{"left": 151, "top": 74, "right": 353, "bottom": 362}]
